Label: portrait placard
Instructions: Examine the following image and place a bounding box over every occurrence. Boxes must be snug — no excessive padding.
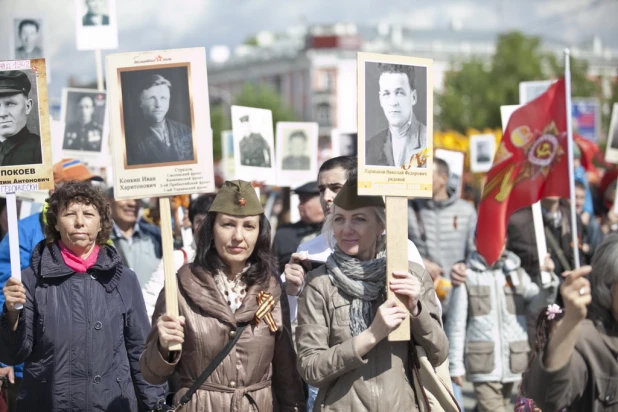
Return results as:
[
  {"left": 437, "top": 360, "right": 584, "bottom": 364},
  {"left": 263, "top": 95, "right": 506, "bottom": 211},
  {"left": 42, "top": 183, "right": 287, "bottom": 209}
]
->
[
  {"left": 231, "top": 105, "right": 276, "bottom": 185},
  {"left": 0, "top": 59, "right": 53, "bottom": 193},
  {"left": 330, "top": 129, "right": 358, "bottom": 158},
  {"left": 605, "top": 103, "right": 618, "bottom": 164},
  {"left": 357, "top": 52, "right": 433, "bottom": 197},
  {"left": 9, "top": 18, "right": 45, "bottom": 61},
  {"left": 275, "top": 121, "right": 318, "bottom": 187},
  {"left": 221, "top": 130, "right": 235, "bottom": 180},
  {"left": 469, "top": 134, "right": 497, "bottom": 173},
  {"left": 519, "top": 80, "right": 555, "bottom": 105},
  {"left": 106, "top": 47, "right": 214, "bottom": 199},
  {"left": 60, "top": 88, "right": 108, "bottom": 166},
  {"left": 75, "top": 0, "right": 119, "bottom": 51},
  {"left": 434, "top": 149, "right": 464, "bottom": 197}
]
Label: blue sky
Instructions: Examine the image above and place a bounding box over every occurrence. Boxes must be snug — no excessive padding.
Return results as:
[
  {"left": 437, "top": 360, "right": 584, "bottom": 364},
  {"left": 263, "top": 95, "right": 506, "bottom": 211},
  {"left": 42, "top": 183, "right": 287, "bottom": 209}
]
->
[{"left": 0, "top": 0, "right": 616, "bottom": 104}]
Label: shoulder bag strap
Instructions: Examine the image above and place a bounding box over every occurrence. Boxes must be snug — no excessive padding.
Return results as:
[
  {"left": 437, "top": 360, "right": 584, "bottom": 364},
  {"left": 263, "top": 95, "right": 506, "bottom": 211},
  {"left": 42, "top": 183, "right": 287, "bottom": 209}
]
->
[
  {"left": 176, "top": 324, "right": 247, "bottom": 408},
  {"left": 543, "top": 226, "right": 572, "bottom": 272}
]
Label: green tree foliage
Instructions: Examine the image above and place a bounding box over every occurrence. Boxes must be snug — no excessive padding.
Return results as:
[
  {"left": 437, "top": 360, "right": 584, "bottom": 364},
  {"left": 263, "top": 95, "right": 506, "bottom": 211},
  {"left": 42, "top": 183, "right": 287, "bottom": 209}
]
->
[
  {"left": 210, "top": 83, "right": 297, "bottom": 160},
  {"left": 437, "top": 32, "right": 598, "bottom": 133}
]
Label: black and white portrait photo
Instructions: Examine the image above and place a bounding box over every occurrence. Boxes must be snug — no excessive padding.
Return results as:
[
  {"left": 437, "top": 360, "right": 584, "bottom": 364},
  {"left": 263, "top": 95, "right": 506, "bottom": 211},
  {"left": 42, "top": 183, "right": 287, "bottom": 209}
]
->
[
  {"left": 61, "top": 89, "right": 106, "bottom": 152},
  {"left": 469, "top": 134, "right": 496, "bottom": 173},
  {"left": 276, "top": 121, "right": 318, "bottom": 186},
  {"left": 231, "top": 105, "right": 276, "bottom": 184},
  {"left": 82, "top": 0, "right": 110, "bottom": 26},
  {"left": 364, "top": 61, "right": 428, "bottom": 168},
  {"left": 119, "top": 66, "right": 195, "bottom": 168},
  {"left": 282, "top": 130, "right": 310, "bottom": 170},
  {"left": 339, "top": 132, "right": 358, "bottom": 157},
  {"left": 238, "top": 114, "right": 272, "bottom": 168},
  {"left": 13, "top": 19, "right": 44, "bottom": 60},
  {"left": 0, "top": 69, "right": 42, "bottom": 166},
  {"left": 477, "top": 142, "right": 492, "bottom": 163}
]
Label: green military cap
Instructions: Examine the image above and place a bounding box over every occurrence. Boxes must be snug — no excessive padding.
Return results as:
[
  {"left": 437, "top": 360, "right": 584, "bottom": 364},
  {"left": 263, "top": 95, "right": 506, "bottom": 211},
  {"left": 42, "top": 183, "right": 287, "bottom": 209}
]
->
[
  {"left": 333, "top": 176, "right": 385, "bottom": 210},
  {"left": 209, "top": 180, "right": 264, "bottom": 216}
]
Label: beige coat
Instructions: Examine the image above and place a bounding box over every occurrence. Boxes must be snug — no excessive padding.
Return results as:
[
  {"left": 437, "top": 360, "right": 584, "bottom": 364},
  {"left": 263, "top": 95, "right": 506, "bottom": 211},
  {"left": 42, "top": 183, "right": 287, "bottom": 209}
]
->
[
  {"left": 140, "top": 264, "right": 306, "bottom": 412},
  {"left": 296, "top": 262, "right": 448, "bottom": 412}
]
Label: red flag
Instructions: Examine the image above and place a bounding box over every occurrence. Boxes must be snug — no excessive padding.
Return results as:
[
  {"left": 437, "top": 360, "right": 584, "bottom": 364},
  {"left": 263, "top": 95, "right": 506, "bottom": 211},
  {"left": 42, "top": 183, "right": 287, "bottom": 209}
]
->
[
  {"left": 574, "top": 133, "right": 600, "bottom": 177},
  {"left": 476, "top": 78, "right": 570, "bottom": 265}
]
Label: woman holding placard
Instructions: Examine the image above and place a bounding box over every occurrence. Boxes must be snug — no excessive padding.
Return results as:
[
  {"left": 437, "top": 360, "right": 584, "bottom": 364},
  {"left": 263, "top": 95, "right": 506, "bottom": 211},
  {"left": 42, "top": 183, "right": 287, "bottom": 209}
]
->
[
  {"left": 0, "top": 181, "right": 168, "bottom": 411},
  {"left": 140, "top": 180, "right": 305, "bottom": 412},
  {"left": 295, "top": 175, "right": 448, "bottom": 411}
]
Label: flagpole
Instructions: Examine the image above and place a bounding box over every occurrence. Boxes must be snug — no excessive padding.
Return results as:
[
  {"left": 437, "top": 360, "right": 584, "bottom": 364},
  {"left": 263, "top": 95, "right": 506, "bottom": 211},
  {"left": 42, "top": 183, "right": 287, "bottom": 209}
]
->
[{"left": 564, "top": 48, "right": 580, "bottom": 269}]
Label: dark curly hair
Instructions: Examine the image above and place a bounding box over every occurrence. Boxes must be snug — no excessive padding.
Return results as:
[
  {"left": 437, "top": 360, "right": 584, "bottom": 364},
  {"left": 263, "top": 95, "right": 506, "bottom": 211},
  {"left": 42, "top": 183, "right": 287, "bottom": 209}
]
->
[
  {"left": 192, "top": 212, "right": 276, "bottom": 287},
  {"left": 45, "top": 180, "right": 113, "bottom": 246},
  {"left": 377, "top": 62, "right": 416, "bottom": 91},
  {"left": 525, "top": 305, "right": 566, "bottom": 372}
]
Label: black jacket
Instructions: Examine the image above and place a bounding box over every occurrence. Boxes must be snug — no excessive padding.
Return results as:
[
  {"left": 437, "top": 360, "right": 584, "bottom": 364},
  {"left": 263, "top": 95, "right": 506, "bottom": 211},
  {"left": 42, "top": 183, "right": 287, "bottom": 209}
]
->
[
  {"left": 0, "top": 242, "right": 167, "bottom": 411},
  {"left": 0, "top": 126, "right": 42, "bottom": 167}
]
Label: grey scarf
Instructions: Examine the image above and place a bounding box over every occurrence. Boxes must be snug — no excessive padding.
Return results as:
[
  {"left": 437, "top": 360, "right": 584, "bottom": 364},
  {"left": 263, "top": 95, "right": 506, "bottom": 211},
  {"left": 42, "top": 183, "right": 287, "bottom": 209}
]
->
[{"left": 326, "top": 246, "right": 386, "bottom": 336}]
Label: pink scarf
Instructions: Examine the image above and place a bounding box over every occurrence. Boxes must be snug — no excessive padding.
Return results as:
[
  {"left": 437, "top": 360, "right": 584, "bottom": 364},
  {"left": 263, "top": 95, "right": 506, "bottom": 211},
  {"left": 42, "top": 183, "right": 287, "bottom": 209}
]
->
[{"left": 59, "top": 241, "right": 100, "bottom": 273}]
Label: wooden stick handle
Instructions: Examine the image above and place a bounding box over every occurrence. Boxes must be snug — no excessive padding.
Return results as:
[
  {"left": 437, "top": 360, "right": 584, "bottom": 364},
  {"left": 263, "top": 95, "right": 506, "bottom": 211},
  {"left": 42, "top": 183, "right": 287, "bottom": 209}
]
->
[
  {"left": 159, "top": 197, "right": 182, "bottom": 352},
  {"left": 386, "top": 196, "right": 411, "bottom": 341}
]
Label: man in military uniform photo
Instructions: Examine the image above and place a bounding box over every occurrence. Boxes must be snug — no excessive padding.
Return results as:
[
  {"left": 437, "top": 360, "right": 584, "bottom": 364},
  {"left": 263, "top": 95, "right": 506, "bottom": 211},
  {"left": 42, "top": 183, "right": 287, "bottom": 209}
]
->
[
  {"left": 365, "top": 63, "right": 427, "bottom": 167},
  {"left": 63, "top": 95, "right": 103, "bottom": 152},
  {"left": 239, "top": 114, "right": 271, "bottom": 167},
  {"left": 282, "top": 130, "right": 310, "bottom": 170},
  {"left": 0, "top": 71, "right": 42, "bottom": 166},
  {"left": 82, "top": 0, "right": 110, "bottom": 26},
  {"left": 15, "top": 20, "right": 43, "bottom": 60},
  {"left": 124, "top": 73, "right": 194, "bottom": 166}
]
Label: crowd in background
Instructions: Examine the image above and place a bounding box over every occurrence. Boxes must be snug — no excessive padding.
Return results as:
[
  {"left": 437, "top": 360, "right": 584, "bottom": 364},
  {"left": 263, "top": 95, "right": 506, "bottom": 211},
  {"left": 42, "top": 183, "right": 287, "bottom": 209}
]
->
[{"left": 0, "top": 148, "right": 616, "bottom": 411}]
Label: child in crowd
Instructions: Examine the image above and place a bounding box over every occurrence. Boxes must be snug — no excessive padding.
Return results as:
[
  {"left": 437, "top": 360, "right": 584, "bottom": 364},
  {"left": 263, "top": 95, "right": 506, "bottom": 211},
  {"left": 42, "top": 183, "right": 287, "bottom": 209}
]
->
[
  {"left": 446, "top": 245, "right": 559, "bottom": 412},
  {"left": 516, "top": 305, "right": 568, "bottom": 412}
]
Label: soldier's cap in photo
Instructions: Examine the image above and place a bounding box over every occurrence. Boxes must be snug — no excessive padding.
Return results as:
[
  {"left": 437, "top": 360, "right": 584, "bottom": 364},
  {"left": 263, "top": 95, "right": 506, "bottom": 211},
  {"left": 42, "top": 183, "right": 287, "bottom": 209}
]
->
[
  {"left": 239, "top": 115, "right": 249, "bottom": 122},
  {"left": 0, "top": 71, "right": 31, "bottom": 96},
  {"left": 53, "top": 159, "right": 104, "bottom": 185},
  {"left": 293, "top": 181, "right": 319, "bottom": 196}
]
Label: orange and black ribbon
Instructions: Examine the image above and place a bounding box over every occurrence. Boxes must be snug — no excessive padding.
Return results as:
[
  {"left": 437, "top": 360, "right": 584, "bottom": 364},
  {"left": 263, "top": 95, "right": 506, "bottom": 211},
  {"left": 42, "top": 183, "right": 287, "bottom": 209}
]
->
[{"left": 255, "top": 291, "right": 278, "bottom": 332}]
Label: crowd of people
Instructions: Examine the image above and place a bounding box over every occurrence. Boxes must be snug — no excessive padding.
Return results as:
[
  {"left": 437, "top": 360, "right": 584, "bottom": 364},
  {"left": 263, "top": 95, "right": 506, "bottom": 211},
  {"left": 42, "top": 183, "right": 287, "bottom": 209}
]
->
[{"left": 0, "top": 150, "right": 616, "bottom": 412}]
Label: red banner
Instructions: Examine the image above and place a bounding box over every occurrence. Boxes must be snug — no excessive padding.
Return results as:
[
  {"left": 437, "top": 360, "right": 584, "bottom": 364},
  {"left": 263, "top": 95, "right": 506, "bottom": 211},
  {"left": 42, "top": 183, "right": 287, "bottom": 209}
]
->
[{"left": 476, "top": 78, "right": 571, "bottom": 265}]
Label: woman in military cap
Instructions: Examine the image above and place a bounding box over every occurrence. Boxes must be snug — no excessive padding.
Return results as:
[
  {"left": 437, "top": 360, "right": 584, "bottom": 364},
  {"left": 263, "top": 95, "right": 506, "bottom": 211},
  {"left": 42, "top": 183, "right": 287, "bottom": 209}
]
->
[
  {"left": 295, "top": 172, "right": 448, "bottom": 411},
  {"left": 140, "top": 180, "right": 305, "bottom": 412}
]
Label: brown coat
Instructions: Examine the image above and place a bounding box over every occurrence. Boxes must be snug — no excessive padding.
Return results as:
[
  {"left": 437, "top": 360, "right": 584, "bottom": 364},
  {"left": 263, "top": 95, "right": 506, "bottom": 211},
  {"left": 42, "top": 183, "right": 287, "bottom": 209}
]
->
[
  {"left": 140, "top": 264, "right": 306, "bottom": 412},
  {"left": 523, "top": 320, "right": 618, "bottom": 411},
  {"left": 296, "top": 262, "right": 448, "bottom": 412}
]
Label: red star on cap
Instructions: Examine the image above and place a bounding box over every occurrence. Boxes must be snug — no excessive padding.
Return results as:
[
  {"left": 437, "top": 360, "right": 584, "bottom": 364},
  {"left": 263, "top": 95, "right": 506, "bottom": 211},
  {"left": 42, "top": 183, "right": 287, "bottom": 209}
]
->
[{"left": 238, "top": 198, "right": 246, "bottom": 206}]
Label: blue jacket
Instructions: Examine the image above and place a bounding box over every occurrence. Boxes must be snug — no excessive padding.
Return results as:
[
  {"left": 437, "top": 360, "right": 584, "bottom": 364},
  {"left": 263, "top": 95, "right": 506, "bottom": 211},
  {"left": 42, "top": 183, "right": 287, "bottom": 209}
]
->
[
  {"left": 0, "top": 212, "right": 45, "bottom": 379},
  {"left": 0, "top": 242, "right": 168, "bottom": 411}
]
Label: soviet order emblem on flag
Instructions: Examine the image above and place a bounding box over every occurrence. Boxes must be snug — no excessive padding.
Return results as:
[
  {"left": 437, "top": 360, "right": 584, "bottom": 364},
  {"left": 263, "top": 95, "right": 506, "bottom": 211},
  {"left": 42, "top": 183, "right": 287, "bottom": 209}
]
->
[{"left": 476, "top": 78, "right": 571, "bottom": 265}]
